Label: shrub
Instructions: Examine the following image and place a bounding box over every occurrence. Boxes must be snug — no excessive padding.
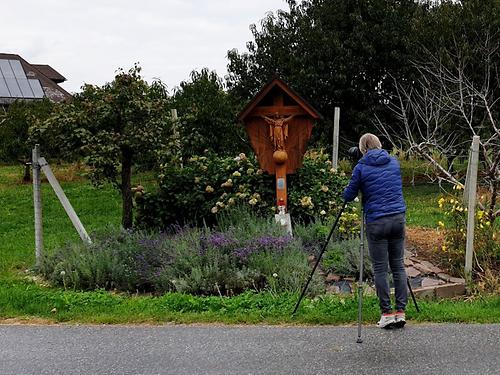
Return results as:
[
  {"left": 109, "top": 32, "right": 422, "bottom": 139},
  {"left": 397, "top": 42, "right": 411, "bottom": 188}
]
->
[
  {"left": 40, "top": 208, "right": 325, "bottom": 296},
  {"left": 322, "top": 238, "right": 373, "bottom": 279},
  {"left": 136, "top": 150, "right": 353, "bottom": 228},
  {"left": 0, "top": 99, "right": 55, "bottom": 163},
  {"left": 436, "top": 185, "right": 499, "bottom": 277}
]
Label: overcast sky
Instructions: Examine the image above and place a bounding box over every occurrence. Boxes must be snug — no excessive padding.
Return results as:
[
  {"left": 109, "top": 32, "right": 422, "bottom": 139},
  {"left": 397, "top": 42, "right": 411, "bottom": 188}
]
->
[{"left": 2, "top": 0, "right": 287, "bottom": 93}]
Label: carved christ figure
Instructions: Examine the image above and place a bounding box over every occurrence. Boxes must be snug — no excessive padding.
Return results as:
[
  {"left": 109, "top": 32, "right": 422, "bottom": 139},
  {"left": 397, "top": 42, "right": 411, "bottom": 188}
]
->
[{"left": 262, "top": 113, "right": 295, "bottom": 150}]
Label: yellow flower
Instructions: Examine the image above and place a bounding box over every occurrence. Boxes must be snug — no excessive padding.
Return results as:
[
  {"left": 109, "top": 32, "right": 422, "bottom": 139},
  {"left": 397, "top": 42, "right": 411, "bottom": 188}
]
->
[
  {"left": 300, "top": 196, "right": 314, "bottom": 209},
  {"left": 221, "top": 179, "right": 233, "bottom": 188},
  {"left": 248, "top": 198, "right": 258, "bottom": 206},
  {"left": 438, "top": 198, "right": 445, "bottom": 205},
  {"left": 194, "top": 177, "right": 201, "bottom": 184},
  {"left": 441, "top": 245, "right": 447, "bottom": 252},
  {"left": 485, "top": 221, "right": 491, "bottom": 226},
  {"left": 211, "top": 206, "right": 218, "bottom": 214},
  {"left": 320, "top": 210, "right": 326, "bottom": 215},
  {"left": 232, "top": 171, "right": 241, "bottom": 177},
  {"left": 205, "top": 185, "right": 214, "bottom": 193},
  {"left": 321, "top": 185, "right": 329, "bottom": 192},
  {"left": 477, "top": 210, "right": 484, "bottom": 219},
  {"left": 438, "top": 221, "right": 445, "bottom": 228},
  {"left": 228, "top": 198, "right": 235, "bottom": 205}
]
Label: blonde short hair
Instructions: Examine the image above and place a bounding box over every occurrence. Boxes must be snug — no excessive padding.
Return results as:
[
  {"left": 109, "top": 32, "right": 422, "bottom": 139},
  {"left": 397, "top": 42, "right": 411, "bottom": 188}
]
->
[{"left": 359, "top": 133, "right": 382, "bottom": 154}]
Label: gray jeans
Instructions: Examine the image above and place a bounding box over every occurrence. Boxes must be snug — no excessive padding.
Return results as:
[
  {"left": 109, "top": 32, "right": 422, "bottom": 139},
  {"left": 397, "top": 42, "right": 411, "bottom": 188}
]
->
[{"left": 366, "top": 213, "right": 407, "bottom": 313}]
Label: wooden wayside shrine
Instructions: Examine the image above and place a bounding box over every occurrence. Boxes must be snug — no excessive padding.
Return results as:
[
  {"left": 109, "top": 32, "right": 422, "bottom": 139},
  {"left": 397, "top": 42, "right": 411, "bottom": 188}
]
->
[{"left": 238, "top": 77, "right": 322, "bottom": 212}]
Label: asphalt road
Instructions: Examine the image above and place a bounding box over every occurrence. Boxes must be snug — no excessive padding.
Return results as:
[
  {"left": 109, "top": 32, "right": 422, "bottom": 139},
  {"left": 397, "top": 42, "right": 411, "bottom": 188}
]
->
[{"left": 0, "top": 323, "right": 499, "bottom": 375}]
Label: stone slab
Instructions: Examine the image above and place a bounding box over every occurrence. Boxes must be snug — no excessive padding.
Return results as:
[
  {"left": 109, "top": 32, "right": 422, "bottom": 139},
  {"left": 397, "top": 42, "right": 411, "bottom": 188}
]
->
[
  {"left": 413, "top": 262, "right": 434, "bottom": 275},
  {"left": 404, "top": 258, "right": 414, "bottom": 267},
  {"left": 421, "top": 277, "right": 445, "bottom": 287},
  {"left": 414, "top": 283, "right": 466, "bottom": 299},
  {"left": 326, "top": 274, "right": 341, "bottom": 283},
  {"left": 406, "top": 267, "right": 421, "bottom": 278}
]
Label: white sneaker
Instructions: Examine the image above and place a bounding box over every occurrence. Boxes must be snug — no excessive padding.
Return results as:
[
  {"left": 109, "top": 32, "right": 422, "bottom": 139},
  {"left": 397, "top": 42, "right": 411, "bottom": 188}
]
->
[
  {"left": 377, "top": 313, "right": 396, "bottom": 329},
  {"left": 394, "top": 311, "right": 406, "bottom": 328}
]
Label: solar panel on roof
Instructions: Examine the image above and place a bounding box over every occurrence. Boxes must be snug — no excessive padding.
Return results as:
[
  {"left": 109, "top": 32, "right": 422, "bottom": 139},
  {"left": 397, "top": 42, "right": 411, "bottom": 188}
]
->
[
  {"left": 0, "top": 59, "right": 46, "bottom": 100},
  {"left": 28, "top": 79, "right": 44, "bottom": 98},
  {"left": 17, "top": 78, "right": 35, "bottom": 98},
  {"left": 0, "top": 60, "right": 14, "bottom": 78},
  {"left": 4, "top": 77, "right": 21, "bottom": 97},
  {"left": 9, "top": 60, "right": 26, "bottom": 79},
  {"left": 0, "top": 77, "right": 10, "bottom": 97}
]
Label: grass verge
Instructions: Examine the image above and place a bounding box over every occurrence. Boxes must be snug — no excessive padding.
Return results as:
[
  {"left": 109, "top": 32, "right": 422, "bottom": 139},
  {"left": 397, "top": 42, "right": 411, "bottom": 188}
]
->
[{"left": 1, "top": 280, "right": 499, "bottom": 325}]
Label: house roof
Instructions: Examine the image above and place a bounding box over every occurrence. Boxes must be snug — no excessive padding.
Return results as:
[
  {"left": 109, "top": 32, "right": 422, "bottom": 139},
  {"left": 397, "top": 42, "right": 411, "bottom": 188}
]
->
[
  {"left": 0, "top": 53, "right": 71, "bottom": 105},
  {"left": 32, "top": 64, "right": 66, "bottom": 83},
  {"left": 238, "top": 76, "right": 322, "bottom": 122}
]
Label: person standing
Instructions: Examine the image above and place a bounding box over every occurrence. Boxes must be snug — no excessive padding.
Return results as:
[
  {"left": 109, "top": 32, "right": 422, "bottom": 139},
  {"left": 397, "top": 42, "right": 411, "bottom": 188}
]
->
[{"left": 343, "top": 133, "right": 408, "bottom": 329}]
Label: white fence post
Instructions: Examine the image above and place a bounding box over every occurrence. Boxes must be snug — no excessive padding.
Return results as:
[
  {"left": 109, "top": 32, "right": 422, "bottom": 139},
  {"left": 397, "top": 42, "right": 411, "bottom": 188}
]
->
[
  {"left": 464, "top": 135, "right": 480, "bottom": 283},
  {"left": 32, "top": 144, "right": 43, "bottom": 268},
  {"left": 332, "top": 107, "right": 340, "bottom": 169}
]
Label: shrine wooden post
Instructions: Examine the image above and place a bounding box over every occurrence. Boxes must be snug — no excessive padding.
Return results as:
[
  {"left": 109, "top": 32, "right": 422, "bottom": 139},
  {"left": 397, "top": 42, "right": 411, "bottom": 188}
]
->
[{"left": 238, "top": 77, "right": 322, "bottom": 217}]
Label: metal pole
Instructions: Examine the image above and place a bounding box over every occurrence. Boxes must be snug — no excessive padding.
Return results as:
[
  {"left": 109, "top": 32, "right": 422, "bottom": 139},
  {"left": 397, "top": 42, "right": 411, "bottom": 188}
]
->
[
  {"left": 356, "top": 210, "right": 364, "bottom": 344},
  {"left": 407, "top": 278, "right": 420, "bottom": 313},
  {"left": 292, "top": 201, "right": 347, "bottom": 315},
  {"left": 38, "top": 158, "right": 92, "bottom": 244},
  {"left": 32, "top": 144, "right": 43, "bottom": 268},
  {"left": 465, "top": 136, "right": 480, "bottom": 283},
  {"left": 332, "top": 107, "right": 340, "bottom": 169}
]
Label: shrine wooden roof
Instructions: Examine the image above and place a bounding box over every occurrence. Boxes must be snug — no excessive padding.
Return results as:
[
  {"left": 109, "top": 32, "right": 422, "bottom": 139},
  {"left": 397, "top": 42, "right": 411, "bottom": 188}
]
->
[{"left": 237, "top": 76, "right": 322, "bottom": 122}]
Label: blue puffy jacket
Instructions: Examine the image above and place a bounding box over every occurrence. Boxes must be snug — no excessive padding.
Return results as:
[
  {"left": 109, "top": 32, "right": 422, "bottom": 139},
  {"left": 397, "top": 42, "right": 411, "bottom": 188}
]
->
[{"left": 343, "top": 149, "right": 406, "bottom": 223}]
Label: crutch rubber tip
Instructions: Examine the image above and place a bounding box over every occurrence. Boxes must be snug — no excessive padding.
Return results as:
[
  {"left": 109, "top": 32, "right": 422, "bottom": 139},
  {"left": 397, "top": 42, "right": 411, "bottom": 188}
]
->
[{"left": 356, "top": 338, "right": 363, "bottom": 344}]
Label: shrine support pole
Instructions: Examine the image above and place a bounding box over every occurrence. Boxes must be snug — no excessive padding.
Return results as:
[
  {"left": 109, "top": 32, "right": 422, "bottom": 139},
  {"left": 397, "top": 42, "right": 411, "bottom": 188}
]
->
[{"left": 275, "top": 163, "right": 287, "bottom": 211}]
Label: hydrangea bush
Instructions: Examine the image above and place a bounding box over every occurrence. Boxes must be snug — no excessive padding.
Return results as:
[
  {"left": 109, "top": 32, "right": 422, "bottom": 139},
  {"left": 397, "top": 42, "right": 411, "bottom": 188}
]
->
[{"left": 136, "top": 150, "right": 355, "bottom": 228}]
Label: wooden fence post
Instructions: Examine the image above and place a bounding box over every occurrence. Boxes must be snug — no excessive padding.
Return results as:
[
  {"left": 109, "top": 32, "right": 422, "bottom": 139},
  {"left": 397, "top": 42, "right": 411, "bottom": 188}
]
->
[
  {"left": 464, "top": 135, "right": 480, "bottom": 283},
  {"left": 32, "top": 144, "right": 43, "bottom": 268}
]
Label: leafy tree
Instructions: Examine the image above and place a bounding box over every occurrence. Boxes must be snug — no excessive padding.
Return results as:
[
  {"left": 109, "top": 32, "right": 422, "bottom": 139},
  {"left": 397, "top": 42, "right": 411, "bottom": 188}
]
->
[
  {"left": 226, "top": 0, "right": 423, "bottom": 149},
  {"left": 172, "top": 68, "right": 248, "bottom": 157},
  {"left": 0, "top": 99, "right": 55, "bottom": 181},
  {"left": 35, "top": 65, "right": 173, "bottom": 228}
]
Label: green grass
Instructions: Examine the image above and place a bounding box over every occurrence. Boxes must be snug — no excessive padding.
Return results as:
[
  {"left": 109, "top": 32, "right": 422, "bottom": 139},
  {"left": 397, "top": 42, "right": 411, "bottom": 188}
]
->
[
  {"left": 404, "top": 184, "right": 445, "bottom": 228},
  {"left": 0, "top": 166, "right": 121, "bottom": 275},
  {"left": 1, "top": 281, "right": 499, "bottom": 325},
  {"left": 0, "top": 164, "right": 156, "bottom": 275},
  {"left": 2, "top": 164, "right": 494, "bottom": 325}
]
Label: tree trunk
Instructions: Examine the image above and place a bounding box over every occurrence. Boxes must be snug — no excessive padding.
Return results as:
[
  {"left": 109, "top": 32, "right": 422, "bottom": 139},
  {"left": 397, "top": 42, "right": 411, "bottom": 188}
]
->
[
  {"left": 121, "top": 148, "right": 134, "bottom": 229},
  {"left": 18, "top": 158, "right": 31, "bottom": 183},
  {"left": 23, "top": 162, "right": 31, "bottom": 183}
]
